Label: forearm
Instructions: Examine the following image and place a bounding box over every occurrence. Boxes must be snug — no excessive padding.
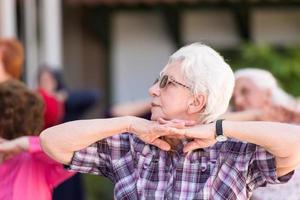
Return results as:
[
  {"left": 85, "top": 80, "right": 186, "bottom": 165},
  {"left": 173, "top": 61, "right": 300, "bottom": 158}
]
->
[
  {"left": 17, "top": 136, "right": 42, "bottom": 153},
  {"left": 40, "top": 116, "right": 130, "bottom": 164},
  {"left": 221, "top": 110, "right": 259, "bottom": 121},
  {"left": 291, "top": 110, "right": 300, "bottom": 124},
  {"left": 14, "top": 136, "right": 30, "bottom": 151},
  {"left": 223, "top": 121, "right": 300, "bottom": 167}
]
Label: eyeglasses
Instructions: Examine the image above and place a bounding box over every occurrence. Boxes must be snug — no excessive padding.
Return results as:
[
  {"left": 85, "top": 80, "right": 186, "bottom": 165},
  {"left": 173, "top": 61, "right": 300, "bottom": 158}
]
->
[{"left": 154, "top": 75, "right": 190, "bottom": 89}]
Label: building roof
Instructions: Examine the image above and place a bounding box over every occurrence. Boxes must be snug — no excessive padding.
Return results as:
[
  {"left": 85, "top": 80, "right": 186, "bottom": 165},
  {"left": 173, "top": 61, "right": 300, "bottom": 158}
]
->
[{"left": 65, "top": 0, "right": 300, "bottom": 6}]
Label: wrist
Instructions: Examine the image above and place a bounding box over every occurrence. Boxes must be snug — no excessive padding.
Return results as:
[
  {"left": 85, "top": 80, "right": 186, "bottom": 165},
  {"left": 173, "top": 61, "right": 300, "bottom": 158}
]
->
[
  {"left": 222, "top": 120, "right": 234, "bottom": 138},
  {"left": 124, "top": 116, "right": 134, "bottom": 133},
  {"left": 252, "top": 110, "right": 262, "bottom": 120},
  {"left": 18, "top": 136, "right": 30, "bottom": 151}
]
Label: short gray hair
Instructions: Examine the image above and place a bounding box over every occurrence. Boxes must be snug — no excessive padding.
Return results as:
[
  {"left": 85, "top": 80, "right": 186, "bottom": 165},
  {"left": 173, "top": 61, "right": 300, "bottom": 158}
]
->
[
  {"left": 165, "top": 43, "right": 235, "bottom": 123},
  {"left": 235, "top": 68, "right": 296, "bottom": 109}
]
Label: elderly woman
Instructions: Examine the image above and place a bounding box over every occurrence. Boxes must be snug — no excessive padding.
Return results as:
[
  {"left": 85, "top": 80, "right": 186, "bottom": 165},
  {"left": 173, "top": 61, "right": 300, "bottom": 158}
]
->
[
  {"left": 223, "top": 68, "right": 300, "bottom": 123},
  {"left": 234, "top": 68, "right": 296, "bottom": 110},
  {"left": 227, "top": 68, "right": 300, "bottom": 200},
  {"left": 41, "top": 43, "right": 300, "bottom": 200}
]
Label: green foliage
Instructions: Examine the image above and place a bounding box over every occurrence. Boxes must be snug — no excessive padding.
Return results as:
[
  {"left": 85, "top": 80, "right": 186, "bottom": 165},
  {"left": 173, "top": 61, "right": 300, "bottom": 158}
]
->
[{"left": 227, "top": 43, "right": 300, "bottom": 96}]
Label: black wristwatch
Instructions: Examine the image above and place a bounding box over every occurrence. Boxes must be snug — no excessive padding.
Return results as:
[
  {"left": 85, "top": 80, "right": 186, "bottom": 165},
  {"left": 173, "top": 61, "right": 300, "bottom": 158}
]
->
[{"left": 215, "top": 119, "right": 227, "bottom": 142}]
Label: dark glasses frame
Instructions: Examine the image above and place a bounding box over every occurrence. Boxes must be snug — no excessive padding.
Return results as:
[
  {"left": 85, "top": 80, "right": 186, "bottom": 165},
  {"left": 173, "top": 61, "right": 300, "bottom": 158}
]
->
[{"left": 154, "top": 75, "right": 190, "bottom": 89}]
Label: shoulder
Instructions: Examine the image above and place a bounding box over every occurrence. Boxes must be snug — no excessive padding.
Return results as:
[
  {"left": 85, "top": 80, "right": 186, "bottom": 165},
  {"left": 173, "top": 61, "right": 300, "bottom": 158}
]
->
[
  {"left": 97, "top": 133, "right": 150, "bottom": 160},
  {"left": 210, "top": 139, "right": 262, "bottom": 163},
  {"left": 220, "top": 139, "right": 257, "bottom": 155}
]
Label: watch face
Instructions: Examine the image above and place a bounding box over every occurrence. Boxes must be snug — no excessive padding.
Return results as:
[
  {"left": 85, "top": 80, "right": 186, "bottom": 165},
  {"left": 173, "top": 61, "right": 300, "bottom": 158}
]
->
[{"left": 216, "top": 135, "right": 227, "bottom": 142}]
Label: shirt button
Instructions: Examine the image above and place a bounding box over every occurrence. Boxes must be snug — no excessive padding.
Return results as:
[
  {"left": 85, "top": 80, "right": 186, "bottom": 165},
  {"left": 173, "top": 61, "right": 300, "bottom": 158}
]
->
[{"left": 201, "top": 165, "right": 207, "bottom": 172}]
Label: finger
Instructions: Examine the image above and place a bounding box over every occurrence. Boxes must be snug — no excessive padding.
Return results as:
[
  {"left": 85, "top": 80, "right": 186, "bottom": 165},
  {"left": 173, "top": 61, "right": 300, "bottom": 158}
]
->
[
  {"left": 184, "top": 120, "right": 196, "bottom": 127},
  {"left": 171, "top": 119, "right": 196, "bottom": 126},
  {"left": 163, "top": 122, "right": 185, "bottom": 129},
  {"left": 153, "top": 124, "right": 192, "bottom": 138},
  {"left": 151, "top": 139, "right": 171, "bottom": 151},
  {"left": 152, "top": 126, "right": 179, "bottom": 137},
  {"left": 165, "top": 127, "right": 187, "bottom": 136},
  {"left": 170, "top": 119, "right": 184, "bottom": 123},
  {"left": 158, "top": 118, "right": 169, "bottom": 124},
  {"left": 152, "top": 125, "right": 168, "bottom": 135},
  {"left": 158, "top": 118, "right": 196, "bottom": 128}
]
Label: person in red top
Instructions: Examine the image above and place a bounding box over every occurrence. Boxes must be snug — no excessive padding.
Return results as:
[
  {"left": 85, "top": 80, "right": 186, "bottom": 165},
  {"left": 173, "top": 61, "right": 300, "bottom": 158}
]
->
[{"left": 37, "top": 67, "right": 65, "bottom": 128}]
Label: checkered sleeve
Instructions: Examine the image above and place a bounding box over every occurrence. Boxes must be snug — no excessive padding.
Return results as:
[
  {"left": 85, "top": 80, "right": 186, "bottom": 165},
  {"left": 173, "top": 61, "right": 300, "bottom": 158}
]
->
[
  {"left": 67, "top": 133, "right": 131, "bottom": 181},
  {"left": 247, "top": 145, "right": 294, "bottom": 189}
]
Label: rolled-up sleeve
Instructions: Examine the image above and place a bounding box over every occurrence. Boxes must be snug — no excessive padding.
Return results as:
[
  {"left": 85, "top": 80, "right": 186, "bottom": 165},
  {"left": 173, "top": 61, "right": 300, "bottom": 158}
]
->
[
  {"left": 248, "top": 145, "right": 294, "bottom": 189},
  {"left": 67, "top": 134, "right": 131, "bottom": 181}
]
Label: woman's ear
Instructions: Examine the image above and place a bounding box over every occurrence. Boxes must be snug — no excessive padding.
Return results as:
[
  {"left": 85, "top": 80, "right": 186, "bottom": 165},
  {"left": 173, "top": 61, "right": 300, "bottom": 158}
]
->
[{"left": 187, "top": 93, "right": 206, "bottom": 114}]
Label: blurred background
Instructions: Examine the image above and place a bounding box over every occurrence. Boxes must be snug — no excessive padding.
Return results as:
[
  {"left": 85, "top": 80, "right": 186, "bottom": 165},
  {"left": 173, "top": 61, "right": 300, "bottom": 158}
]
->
[{"left": 1, "top": 0, "right": 300, "bottom": 199}]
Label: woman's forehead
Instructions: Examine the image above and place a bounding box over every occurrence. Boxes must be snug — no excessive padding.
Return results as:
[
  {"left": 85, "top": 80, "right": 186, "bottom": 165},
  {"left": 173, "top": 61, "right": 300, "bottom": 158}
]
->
[
  {"left": 236, "top": 77, "right": 255, "bottom": 86},
  {"left": 161, "top": 62, "right": 183, "bottom": 77},
  {"left": 235, "top": 77, "right": 263, "bottom": 93}
]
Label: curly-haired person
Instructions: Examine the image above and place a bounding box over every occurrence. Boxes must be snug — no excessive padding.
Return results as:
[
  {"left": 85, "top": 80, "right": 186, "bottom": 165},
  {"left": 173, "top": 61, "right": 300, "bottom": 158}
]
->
[{"left": 0, "top": 80, "right": 74, "bottom": 200}]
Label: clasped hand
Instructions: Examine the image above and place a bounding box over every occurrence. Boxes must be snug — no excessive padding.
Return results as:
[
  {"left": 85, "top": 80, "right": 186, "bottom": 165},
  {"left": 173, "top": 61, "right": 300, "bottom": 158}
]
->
[{"left": 128, "top": 116, "right": 216, "bottom": 153}]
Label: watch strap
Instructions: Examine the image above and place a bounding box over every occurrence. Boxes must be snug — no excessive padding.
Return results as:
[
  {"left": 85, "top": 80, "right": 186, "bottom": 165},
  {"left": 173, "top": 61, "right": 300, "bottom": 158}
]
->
[{"left": 216, "top": 119, "right": 224, "bottom": 137}]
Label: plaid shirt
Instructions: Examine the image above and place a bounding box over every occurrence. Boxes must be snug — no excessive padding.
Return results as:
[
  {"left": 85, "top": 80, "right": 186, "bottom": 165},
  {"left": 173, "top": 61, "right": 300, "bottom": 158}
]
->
[{"left": 68, "top": 133, "right": 293, "bottom": 200}]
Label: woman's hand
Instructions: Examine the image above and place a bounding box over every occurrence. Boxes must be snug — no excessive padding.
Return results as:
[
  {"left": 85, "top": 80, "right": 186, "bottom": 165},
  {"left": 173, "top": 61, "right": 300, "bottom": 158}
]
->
[
  {"left": 165, "top": 123, "right": 217, "bottom": 153},
  {"left": 157, "top": 118, "right": 216, "bottom": 152},
  {"left": 157, "top": 118, "right": 196, "bottom": 139},
  {"left": 157, "top": 118, "right": 196, "bottom": 128},
  {"left": 128, "top": 116, "right": 183, "bottom": 151},
  {"left": 0, "top": 136, "right": 29, "bottom": 163}
]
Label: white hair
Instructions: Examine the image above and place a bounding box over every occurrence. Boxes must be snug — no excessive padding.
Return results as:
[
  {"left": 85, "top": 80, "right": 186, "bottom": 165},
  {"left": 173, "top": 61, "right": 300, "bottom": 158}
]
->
[
  {"left": 235, "top": 68, "right": 296, "bottom": 109},
  {"left": 166, "top": 43, "right": 235, "bottom": 123}
]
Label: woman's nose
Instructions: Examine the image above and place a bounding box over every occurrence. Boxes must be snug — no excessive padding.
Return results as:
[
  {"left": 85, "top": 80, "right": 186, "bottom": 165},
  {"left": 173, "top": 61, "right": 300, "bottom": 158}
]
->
[
  {"left": 149, "top": 82, "right": 160, "bottom": 97},
  {"left": 233, "top": 95, "right": 244, "bottom": 108}
]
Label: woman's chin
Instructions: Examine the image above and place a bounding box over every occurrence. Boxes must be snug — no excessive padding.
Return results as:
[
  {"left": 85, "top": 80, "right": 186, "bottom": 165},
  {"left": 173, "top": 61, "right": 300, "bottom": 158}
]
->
[
  {"left": 150, "top": 112, "right": 164, "bottom": 121},
  {"left": 150, "top": 114, "right": 159, "bottom": 121}
]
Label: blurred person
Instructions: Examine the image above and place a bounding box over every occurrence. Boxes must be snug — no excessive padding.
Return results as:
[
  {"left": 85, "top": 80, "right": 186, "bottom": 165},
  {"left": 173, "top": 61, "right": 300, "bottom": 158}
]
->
[
  {"left": 223, "top": 68, "right": 300, "bottom": 123},
  {"left": 0, "top": 40, "right": 65, "bottom": 129},
  {"left": 224, "top": 68, "right": 300, "bottom": 200},
  {"left": 41, "top": 43, "right": 300, "bottom": 199},
  {"left": 47, "top": 68, "right": 100, "bottom": 200},
  {"left": 106, "top": 98, "right": 151, "bottom": 119},
  {"left": 0, "top": 38, "right": 24, "bottom": 82},
  {"left": 37, "top": 67, "right": 65, "bottom": 129},
  {"left": 0, "top": 80, "right": 74, "bottom": 200},
  {"left": 38, "top": 65, "right": 100, "bottom": 200}
]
